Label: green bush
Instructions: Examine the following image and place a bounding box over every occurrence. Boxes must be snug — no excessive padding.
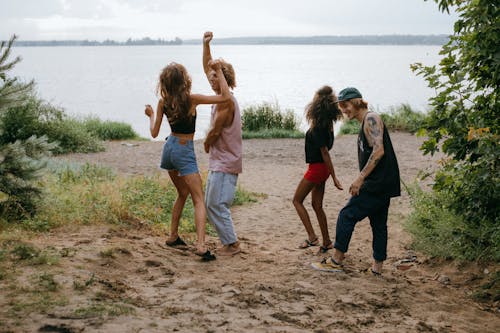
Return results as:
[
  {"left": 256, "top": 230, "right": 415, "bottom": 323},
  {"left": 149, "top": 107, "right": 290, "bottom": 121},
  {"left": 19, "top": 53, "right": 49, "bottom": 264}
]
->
[
  {"left": 0, "top": 35, "right": 54, "bottom": 220},
  {"left": 0, "top": 97, "right": 104, "bottom": 154},
  {"left": 338, "top": 119, "right": 360, "bottom": 135},
  {"left": 380, "top": 104, "right": 425, "bottom": 133},
  {"left": 83, "top": 117, "right": 138, "bottom": 141},
  {"left": 405, "top": 182, "right": 500, "bottom": 261},
  {"left": 410, "top": 0, "right": 499, "bottom": 262},
  {"left": 338, "top": 104, "right": 425, "bottom": 135},
  {"left": 242, "top": 102, "right": 301, "bottom": 136},
  {"left": 0, "top": 136, "right": 55, "bottom": 219}
]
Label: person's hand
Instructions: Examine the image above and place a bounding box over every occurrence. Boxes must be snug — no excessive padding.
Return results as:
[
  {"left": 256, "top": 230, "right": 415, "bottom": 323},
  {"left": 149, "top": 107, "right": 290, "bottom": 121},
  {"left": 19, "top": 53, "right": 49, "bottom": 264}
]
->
[
  {"left": 333, "top": 176, "right": 343, "bottom": 190},
  {"left": 208, "top": 59, "right": 221, "bottom": 71},
  {"left": 349, "top": 176, "right": 364, "bottom": 196},
  {"left": 145, "top": 104, "right": 154, "bottom": 117},
  {"left": 204, "top": 142, "right": 210, "bottom": 153},
  {"left": 203, "top": 31, "right": 213, "bottom": 44}
]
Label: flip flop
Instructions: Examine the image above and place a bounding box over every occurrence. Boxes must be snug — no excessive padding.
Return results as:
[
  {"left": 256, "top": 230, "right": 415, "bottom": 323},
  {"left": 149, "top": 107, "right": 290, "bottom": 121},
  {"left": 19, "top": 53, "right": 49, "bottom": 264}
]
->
[
  {"left": 298, "top": 238, "right": 319, "bottom": 249},
  {"left": 165, "top": 236, "right": 187, "bottom": 247},
  {"left": 195, "top": 250, "right": 216, "bottom": 261},
  {"left": 362, "top": 268, "right": 382, "bottom": 276}
]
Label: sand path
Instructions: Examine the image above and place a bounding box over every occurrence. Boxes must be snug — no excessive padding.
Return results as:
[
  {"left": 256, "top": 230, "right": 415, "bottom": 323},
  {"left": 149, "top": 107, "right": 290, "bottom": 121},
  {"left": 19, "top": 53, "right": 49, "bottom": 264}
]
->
[{"left": 2, "top": 133, "right": 498, "bottom": 332}]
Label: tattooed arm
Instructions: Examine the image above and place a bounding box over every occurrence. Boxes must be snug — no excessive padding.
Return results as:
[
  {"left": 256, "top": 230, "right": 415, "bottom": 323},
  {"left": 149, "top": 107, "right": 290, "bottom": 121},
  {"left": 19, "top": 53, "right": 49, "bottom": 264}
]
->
[{"left": 349, "top": 113, "right": 385, "bottom": 196}]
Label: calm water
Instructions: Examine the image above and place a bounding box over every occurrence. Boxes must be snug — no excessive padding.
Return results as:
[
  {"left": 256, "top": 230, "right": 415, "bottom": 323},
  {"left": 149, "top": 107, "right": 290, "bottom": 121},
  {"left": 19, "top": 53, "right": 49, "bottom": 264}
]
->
[{"left": 11, "top": 45, "right": 441, "bottom": 139}]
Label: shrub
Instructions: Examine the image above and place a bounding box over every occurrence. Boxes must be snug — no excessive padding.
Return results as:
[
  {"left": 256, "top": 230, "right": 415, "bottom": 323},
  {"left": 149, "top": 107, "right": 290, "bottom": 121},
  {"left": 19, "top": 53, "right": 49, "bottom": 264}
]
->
[
  {"left": 0, "top": 136, "right": 55, "bottom": 219},
  {"left": 242, "top": 102, "right": 301, "bottom": 134},
  {"left": 0, "top": 97, "right": 104, "bottom": 154},
  {"left": 0, "top": 35, "right": 54, "bottom": 219},
  {"left": 338, "top": 104, "right": 425, "bottom": 135},
  {"left": 83, "top": 117, "right": 139, "bottom": 141},
  {"left": 411, "top": 0, "right": 499, "bottom": 261},
  {"left": 380, "top": 104, "right": 426, "bottom": 133},
  {"left": 338, "top": 119, "right": 360, "bottom": 135},
  {"left": 405, "top": 182, "right": 500, "bottom": 261}
]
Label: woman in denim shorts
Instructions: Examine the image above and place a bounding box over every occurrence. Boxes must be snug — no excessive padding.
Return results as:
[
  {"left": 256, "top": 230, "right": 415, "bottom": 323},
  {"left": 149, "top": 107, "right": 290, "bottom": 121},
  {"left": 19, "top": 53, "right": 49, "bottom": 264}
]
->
[{"left": 145, "top": 61, "right": 230, "bottom": 261}]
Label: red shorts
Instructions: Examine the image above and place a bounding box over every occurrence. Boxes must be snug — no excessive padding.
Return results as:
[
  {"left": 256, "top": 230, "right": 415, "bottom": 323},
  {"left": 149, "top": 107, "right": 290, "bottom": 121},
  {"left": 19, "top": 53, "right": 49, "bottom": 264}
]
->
[{"left": 304, "top": 163, "right": 330, "bottom": 184}]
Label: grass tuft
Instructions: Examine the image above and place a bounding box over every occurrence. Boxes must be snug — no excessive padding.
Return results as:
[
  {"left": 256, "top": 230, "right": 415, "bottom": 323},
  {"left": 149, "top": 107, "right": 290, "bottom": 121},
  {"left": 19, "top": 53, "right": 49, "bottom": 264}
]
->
[{"left": 242, "top": 102, "right": 303, "bottom": 139}]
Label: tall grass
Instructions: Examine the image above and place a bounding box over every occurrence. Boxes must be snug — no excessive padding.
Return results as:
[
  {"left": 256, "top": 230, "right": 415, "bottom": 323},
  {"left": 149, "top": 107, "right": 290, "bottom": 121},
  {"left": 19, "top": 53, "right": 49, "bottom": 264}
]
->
[
  {"left": 0, "top": 95, "right": 139, "bottom": 154},
  {"left": 242, "top": 102, "right": 304, "bottom": 139},
  {"left": 82, "top": 117, "right": 139, "bottom": 141},
  {"left": 0, "top": 161, "right": 260, "bottom": 236},
  {"left": 380, "top": 104, "right": 426, "bottom": 133},
  {"left": 405, "top": 183, "right": 500, "bottom": 261},
  {"left": 338, "top": 104, "right": 426, "bottom": 135}
]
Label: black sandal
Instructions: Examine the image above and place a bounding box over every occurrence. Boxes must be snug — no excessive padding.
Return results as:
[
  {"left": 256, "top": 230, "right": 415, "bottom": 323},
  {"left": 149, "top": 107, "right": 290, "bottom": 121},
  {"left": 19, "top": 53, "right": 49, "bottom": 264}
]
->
[
  {"left": 195, "top": 250, "right": 216, "bottom": 261},
  {"left": 318, "top": 241, "right": 333, "bottom": 254},
  {"left": 165, "top": 236, "right": 187, "bottom": 247},
  {"left": 299, "top": 238, "right": 319, "bottom": 249}
]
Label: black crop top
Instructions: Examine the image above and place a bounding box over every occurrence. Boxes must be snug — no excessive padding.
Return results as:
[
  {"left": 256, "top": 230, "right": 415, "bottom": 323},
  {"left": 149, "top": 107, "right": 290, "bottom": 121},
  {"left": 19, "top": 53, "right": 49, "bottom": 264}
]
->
[{"left": 164, "top": 105, "right": 196, "bottom": 134}]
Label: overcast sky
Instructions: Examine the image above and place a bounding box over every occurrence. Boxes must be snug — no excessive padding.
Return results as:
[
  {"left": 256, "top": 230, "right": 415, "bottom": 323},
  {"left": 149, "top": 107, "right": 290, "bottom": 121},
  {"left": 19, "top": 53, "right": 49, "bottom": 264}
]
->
[{"left": 1, "top": 0, "right": 458, "bottom": 41}]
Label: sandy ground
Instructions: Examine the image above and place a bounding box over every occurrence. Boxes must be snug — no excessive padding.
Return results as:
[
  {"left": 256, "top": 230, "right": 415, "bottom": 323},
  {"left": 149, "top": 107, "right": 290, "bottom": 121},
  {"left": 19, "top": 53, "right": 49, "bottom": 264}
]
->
[{"left": 1, "top": 133, "right": 499, "bottom": 332}]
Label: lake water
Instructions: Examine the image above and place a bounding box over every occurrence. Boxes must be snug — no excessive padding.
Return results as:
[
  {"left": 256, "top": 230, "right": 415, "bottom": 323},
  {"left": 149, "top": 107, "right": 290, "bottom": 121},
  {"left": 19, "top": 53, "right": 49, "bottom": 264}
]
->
[{"left": 11, "top": 45, "right": 441, "bottom": 139}]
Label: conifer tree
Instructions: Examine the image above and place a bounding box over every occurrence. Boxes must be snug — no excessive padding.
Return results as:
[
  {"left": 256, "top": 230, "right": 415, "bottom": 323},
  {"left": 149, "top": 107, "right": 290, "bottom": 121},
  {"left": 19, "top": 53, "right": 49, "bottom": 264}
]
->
[{"left": 0, "top": 35, "right": 54, "bottom": 219}]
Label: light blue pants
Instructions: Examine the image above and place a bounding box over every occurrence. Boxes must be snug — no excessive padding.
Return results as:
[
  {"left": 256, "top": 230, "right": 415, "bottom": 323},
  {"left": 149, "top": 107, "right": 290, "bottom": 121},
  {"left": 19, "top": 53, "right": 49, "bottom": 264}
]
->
[{"left": 205, "top": 171, "right": 238, "bottom": 245}]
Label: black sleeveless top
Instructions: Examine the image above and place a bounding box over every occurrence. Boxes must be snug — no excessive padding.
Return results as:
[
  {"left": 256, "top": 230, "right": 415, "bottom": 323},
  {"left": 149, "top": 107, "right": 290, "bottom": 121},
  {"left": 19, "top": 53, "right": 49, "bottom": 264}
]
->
[
  {"left": 163, "top": 105, "right": 196, "bottom": 134},
  {"left": 358, "top": 113, "right": 401, "bottom": 197}
]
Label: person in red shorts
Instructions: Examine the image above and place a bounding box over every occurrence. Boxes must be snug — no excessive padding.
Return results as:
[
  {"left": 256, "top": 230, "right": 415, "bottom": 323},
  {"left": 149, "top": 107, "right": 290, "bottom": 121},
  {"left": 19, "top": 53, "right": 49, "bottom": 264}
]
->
[{"left": 293, "top": 85, "right": 343, "bottom": 253}]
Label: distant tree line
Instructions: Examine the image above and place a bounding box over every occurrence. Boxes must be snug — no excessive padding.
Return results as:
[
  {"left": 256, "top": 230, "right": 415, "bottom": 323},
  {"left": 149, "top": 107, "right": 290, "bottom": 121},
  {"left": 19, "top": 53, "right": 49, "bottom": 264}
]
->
[
  {"left": 184, "top": 35, "right": 450, "bottom": 45},
  {"left": 9, "top": 35, "right": 450, "bottom": 47},
  {"left": 12, "top": 37, "right": 183, "bottom": 47}
]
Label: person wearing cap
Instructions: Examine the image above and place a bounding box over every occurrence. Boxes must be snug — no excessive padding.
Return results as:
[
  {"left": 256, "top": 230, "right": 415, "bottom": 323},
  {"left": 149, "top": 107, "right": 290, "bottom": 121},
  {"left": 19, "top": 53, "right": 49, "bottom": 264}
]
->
[{"left": 311, "top": 87, "right": 400, "bottom": 275}]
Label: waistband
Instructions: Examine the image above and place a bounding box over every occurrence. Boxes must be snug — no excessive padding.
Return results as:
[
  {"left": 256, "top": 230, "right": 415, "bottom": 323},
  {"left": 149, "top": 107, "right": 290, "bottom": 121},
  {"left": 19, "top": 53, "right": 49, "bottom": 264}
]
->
[{"left": 170, "top": 132, "right": 194, "bottom": 141}]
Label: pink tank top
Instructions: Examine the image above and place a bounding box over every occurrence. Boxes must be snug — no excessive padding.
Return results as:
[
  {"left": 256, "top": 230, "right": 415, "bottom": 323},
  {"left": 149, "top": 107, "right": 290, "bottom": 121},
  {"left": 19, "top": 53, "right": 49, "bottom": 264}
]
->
[{"left": 208, "top": 95, "right": 243, "bottom": 174}]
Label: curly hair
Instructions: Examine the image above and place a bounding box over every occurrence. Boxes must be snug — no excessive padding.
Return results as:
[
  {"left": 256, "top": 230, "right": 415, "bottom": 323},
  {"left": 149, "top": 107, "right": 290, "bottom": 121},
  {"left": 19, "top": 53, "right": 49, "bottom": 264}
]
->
[
  {"left": 305, "top": 85, "right": 342, "bottom": 129},
  {"left": 156, "top": 62, "right": 192, "bottom": 124},
  {"left": 219, "top": 58, "right": 236, "bottom": 89}
]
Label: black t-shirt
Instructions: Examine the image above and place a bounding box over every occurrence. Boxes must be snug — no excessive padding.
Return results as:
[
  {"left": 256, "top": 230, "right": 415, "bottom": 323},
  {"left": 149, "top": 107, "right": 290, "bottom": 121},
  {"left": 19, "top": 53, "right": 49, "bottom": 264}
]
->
[
  {"left": 305, "top": 126, "right": 334, "bottom": 163},
  {"left": 358, "top": 113, "right": 401, "bottom": 197}
]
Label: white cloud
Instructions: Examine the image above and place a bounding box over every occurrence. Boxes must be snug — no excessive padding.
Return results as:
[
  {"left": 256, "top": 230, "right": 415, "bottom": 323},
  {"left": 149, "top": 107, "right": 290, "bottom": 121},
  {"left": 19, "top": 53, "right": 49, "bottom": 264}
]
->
[{"left": 0, "top": 0, "right": 458, "bottom": 41}]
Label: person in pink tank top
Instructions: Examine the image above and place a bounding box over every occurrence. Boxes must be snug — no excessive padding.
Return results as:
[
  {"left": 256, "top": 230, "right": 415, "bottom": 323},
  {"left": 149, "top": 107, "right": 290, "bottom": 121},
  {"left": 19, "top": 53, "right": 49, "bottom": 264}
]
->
[{"left": 202, "top": 31, "right": 242, "bottom": 256}]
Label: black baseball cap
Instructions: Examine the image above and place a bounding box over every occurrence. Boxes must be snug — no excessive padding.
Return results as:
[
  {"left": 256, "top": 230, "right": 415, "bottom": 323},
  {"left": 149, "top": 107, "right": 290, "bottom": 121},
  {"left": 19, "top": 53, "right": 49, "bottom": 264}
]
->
[{"left": 338, "top": 87, "right": 362, "bottom": 101}]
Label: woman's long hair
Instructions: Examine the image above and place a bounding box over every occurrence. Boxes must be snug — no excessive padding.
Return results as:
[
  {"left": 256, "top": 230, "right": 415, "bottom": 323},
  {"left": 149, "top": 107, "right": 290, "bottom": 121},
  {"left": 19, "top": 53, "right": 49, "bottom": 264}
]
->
[
  {"left": 157, "top": 62, "right": 192, "bottom": 123},
  {"left": 305, "top": 85, "right": 342, "bottom": 129}
]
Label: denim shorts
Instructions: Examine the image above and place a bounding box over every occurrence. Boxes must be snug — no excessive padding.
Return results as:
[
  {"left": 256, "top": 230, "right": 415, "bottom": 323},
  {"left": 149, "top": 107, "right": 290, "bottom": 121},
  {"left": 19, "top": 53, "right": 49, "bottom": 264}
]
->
[{"left": 160, "top": 136, "right": 199, "bottom": 176}]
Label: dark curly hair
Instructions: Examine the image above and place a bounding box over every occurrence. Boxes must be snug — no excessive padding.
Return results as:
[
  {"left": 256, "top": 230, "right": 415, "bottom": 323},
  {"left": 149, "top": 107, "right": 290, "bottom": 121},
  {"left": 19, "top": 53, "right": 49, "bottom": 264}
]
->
[
  {"left": 305, "top": 85, "right": 342, "bottom": 129},
  {"left": 156, "top": 62, "right": 192, "bottom": 124}
]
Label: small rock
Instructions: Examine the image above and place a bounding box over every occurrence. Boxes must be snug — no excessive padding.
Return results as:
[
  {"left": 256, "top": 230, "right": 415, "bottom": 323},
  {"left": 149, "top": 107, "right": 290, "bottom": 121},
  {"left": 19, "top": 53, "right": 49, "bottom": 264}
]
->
[
  {"left": 396, "top": 263, "right": 413, "bottom": 271},
  {"left": 121, "top": 142, "right": 139, "bottom": 147},
  {"left": 437, "top": 275, "right": 451, "bottom": 285},
  {"left": 221, "top": 285, "right": 241, "bottom": 295},
  {"left": 484, "top": 268, "right": 490, "bottom": 274},
  {"left": 145, "top": 260, "right": 163, "bottom": 267}
]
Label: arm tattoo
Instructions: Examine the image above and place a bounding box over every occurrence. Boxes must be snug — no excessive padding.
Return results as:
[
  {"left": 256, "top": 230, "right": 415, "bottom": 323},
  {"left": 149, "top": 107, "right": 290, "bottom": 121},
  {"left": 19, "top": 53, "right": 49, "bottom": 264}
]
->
[
  {"left": 367, "top": 116, "right": 381, "bottom": 142},
  {"left": 365, "top": 115, "right": 383, "bottom": 149},
  {"left": 360, "top": 114, "right": 383, "bottom": 178}
]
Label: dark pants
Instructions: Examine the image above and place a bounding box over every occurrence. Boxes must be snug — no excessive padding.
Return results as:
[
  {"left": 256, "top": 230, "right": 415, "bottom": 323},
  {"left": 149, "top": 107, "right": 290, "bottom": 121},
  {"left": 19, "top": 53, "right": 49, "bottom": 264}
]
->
[{"left": 334, "top": 191, "right": 391, "bottom": 262}]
